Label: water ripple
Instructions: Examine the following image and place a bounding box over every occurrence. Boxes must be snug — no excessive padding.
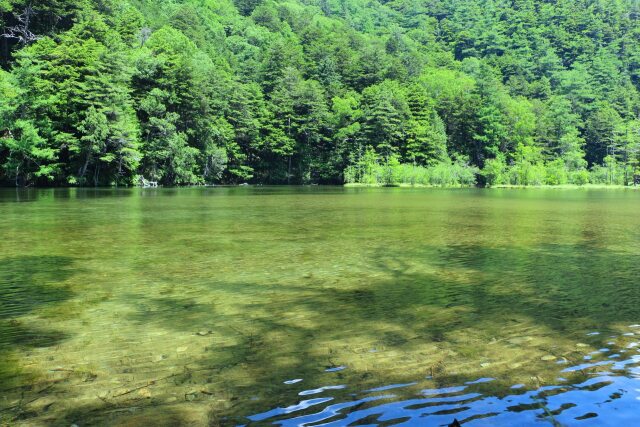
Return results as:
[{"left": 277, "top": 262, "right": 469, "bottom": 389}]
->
[{"left": 242, "top": 335, "right": 640, "bottom": 426}]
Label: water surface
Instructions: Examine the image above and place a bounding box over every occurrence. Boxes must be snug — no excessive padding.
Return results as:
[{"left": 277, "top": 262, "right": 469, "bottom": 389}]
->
[{"left": 1, "top": 187, "right": 639, "bottom": 426}]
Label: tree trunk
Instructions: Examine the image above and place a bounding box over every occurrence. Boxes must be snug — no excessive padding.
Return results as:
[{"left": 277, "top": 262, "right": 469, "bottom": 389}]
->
[
  {"left": 93, "top": 163, "right": 100, "bottom": 186},
  {"left": 79, "top": 152, "right": 91, "bottom": 182}
]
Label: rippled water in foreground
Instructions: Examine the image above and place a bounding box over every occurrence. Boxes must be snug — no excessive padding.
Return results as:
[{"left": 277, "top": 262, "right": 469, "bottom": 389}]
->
[
  {"left": 244, "top": 327, "right": 640, "bottom": 426},
  {"left": 1, "top": 187, "right": 639, "bottom": 426}
]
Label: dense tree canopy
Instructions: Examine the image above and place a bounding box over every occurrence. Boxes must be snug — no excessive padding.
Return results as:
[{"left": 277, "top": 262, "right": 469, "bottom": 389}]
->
[{"left": 1, "top": 0, "right": 640, "bottom": 186}]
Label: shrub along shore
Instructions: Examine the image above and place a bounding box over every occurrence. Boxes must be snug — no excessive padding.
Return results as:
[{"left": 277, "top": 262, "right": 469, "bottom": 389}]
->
[{"left": 343, "top": 148, "right": 638, "bottom": 187}]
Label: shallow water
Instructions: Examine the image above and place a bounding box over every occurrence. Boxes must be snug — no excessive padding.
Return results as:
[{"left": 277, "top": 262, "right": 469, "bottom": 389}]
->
[{"left": 1, "top": 186, "right": 639, "bottom": 426}]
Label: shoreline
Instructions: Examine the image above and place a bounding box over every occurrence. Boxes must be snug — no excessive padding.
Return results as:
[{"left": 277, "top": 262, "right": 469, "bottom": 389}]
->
[
  {"left": 344, "top": 183, "right": 639, "bottom": 189},
  {"left": 1, "top": 183, "right": 638, "bottom": 190}
]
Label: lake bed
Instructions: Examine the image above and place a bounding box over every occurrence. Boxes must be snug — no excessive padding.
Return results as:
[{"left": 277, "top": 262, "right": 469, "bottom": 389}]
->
[{"left": 1, "top": 187, "right": 639, "bottom": 426}]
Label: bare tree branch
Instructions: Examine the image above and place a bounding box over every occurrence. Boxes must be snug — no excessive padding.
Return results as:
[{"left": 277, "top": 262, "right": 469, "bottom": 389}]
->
[
  {"left": 1, "top": 6, "right": 39, "bottom": 45},
  {"left": 138, "top": 27, "right": 152, "bottom": 47}
]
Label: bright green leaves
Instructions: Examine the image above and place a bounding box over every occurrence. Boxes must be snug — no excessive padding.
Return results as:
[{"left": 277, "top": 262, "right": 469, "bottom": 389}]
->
[
  {"left": 535, "top": 95, "right": 586, "bottom": 171},
  {"left": 133, "top": 28, "right": 228, "bottom": 185},
  {"left": 0, "top": 120, "right": 58, "bottom": 185},
  {"left": 76, "top": 107, "right": 109, "bottom": 181},
  {"left": 138, "top": 89, "right": 198, "bottom": 184},
  {"left": 7, "top": 15, "right": 141, "bottom": 185},
  {"left": 361, "top": 80, "right": 410, "bottom": 159},
  {"left": 2, "top": 0, "right": 640, "bottom": 186}
]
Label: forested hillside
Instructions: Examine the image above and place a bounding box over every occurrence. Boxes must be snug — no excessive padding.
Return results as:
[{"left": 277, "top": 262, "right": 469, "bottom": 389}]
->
[{"left": 1, "top": 0, "right": 640, "bottom": 186}]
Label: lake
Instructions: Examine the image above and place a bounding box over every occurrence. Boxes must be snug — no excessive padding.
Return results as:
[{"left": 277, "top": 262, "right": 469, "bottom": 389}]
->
[{"left": 1, "top": 187, "right": 640, "bottom": 426}]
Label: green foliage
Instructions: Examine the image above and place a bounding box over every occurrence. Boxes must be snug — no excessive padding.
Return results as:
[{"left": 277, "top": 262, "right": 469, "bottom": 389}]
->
[
  {"left": 544, "top": 159, "right": 569, "bottom": 186},
  {"left": 344, "top": 147, "right": 478, "bottom": 186},
  {"left": 570, "top": 169, "right": 590, "bottom": 186},
  {"left": 481, "top": 153, "right": 508, "bottom": 186},
  {"left": 0, "top": 120, "right": 58, "bottom": 185},
  {"left": 1, "top": 0, "right": 640, "bottom": 186},
  {"left": 590, "top": 155, "right": 629, "bottom": 185},
  {"left": 508, "top": 144, "right": 546, "bottom": 186}
]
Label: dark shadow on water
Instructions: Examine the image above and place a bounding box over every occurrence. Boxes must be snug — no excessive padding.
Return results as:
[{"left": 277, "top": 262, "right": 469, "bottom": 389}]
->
[
  {"left": 28, "top": 243, "right": 640, "bottom": 426},
  {"left": 1, "top": 256, "right": 76, "bottom": 318},
  {"left": 0, "top": 256, "right": 77, "bottom": 420},
  {"left": 214, "top": 243, "right": 640, "bottom": 425},
  {"left": 127, "top": 295, "right": 219, "bottom": 329}
]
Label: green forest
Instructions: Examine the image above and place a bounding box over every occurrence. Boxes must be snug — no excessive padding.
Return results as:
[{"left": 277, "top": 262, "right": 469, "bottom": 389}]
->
[{"left": 1, "top": 0, "right": 640, "bottom": 186}]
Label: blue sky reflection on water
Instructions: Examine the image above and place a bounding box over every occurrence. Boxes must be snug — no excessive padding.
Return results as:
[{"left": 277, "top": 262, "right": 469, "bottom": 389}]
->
[{"left": 242, "top": 329, "right": 640, "bottom": 426}]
